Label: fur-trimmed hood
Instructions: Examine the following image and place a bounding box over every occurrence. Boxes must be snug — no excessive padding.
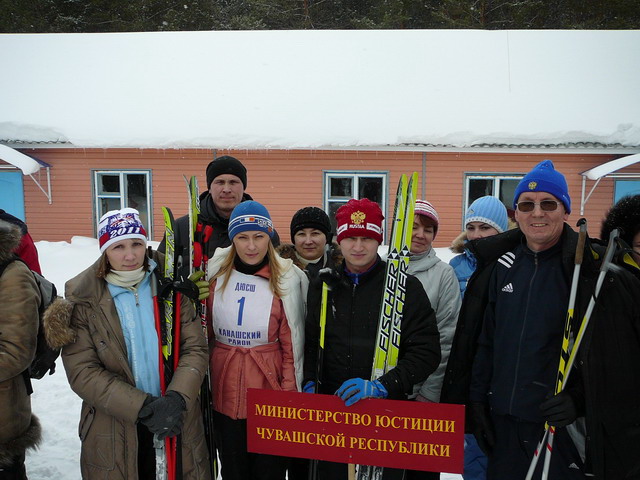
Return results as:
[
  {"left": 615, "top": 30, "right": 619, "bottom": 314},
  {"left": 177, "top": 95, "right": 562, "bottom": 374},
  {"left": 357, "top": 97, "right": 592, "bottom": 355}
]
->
[
  {"left": 0, "top": 219, "right": 21, "bottom": 265},
  {"left": 275, "top": 243, "right": 305, "bottom": 270},
  {"left": 450, "top": 218, "right": 518, "bottom": 254},
  {"left": 275, "top": 243, "right": 343, "bottom": 272},
  {"left": 43, "top": 297, "right": 76, "bottom": 350},
  {"left": 450, "top": 231, "right": 468, "bottom": 254},
  {"left": 0, "top": 416, "right": 41, "bottom": 467}
]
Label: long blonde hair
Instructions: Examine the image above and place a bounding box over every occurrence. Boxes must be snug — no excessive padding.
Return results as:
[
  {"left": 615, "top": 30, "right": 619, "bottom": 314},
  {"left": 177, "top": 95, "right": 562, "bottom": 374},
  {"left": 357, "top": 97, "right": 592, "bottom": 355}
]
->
[{"left": 212, "top": 242, "right": 284, "bottom": 298}]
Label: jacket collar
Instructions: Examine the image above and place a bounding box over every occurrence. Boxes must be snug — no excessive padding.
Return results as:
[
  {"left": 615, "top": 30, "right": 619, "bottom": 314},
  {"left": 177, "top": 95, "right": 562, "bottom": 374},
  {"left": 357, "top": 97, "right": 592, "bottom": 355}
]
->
[
  {"left": 469, "top": 223, "right": 598, "bottom": 278},
  {"left": 198, "top": 191, "right": 254, "bottom": 225}
]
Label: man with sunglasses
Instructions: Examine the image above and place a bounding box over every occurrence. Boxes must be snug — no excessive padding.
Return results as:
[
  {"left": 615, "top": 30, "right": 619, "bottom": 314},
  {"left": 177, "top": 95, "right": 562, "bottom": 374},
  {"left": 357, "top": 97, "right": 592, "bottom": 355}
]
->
[{"left": 442, "top": 160, "right": 640, "bottom": 479}]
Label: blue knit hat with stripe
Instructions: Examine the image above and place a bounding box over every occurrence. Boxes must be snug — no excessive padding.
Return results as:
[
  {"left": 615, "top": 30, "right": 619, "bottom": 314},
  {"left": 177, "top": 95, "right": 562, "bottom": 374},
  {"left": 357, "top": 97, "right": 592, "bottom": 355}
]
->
[
  {"left": 228, "top": 201, "right": 274, "bottom": 240},
  {"left": 513, "top": 160, "right": 571, "bottom": 213},
  {"left": 465, "top": 196, "right": 508, "bottom": 233}
]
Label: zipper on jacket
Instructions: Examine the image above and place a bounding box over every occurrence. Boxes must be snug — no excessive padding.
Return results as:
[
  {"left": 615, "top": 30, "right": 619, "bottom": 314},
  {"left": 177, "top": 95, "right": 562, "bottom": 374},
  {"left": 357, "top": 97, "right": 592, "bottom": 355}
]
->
[
  {"left": 508, "top": 252, "right": 538, "bottom": 414},
  {"left": 134, "top": 291, "right": 139, "bottom": 306},
  {"left": 349, "top": 283, "right": 357, "bottom": 378}
]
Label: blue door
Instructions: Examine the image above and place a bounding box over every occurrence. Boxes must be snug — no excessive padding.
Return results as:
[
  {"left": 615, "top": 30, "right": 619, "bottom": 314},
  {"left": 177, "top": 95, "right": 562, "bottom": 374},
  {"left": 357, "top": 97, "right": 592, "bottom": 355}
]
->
[
  {"left": 614, "top": 179, "right": 640, "bottom": 203},
  {"left": 0, "top": 171, "right": 25, "bottom": 220}
]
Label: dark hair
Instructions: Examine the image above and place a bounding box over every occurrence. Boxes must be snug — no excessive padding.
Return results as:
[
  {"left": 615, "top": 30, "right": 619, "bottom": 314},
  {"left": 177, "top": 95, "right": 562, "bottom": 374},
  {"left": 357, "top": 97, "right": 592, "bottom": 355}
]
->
[{"left": 601, "top": 195, "right": 640, "bottom": 245}]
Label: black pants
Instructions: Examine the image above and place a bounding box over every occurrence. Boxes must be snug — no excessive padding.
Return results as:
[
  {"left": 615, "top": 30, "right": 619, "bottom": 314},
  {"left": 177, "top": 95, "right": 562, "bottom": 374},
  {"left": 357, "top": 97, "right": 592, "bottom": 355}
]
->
[
  {"left": 0, "top": 453, "right": 27, "bottom": 480},
  {"left": 287, "top": 457, "right": 310, "bottom": 480},
  {"left": 405, "top": 469, "right": 440, "bottom": 480},
  {"left": 488, "top": 414, "right": 585, "bottom": 480},
  {"left": 315, "top": 460, "right": 407, "bottom": 480},
  {"left": 213, "top": 410, "right": 288, "bottom": 480},
  {"left": 138, "top": 423, "right": 157, "bottom": 480}
]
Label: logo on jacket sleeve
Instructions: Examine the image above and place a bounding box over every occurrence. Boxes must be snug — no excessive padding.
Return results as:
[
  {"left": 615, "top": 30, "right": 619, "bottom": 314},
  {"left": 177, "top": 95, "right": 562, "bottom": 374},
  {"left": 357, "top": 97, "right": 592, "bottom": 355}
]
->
[{"left": 497, "top": 251, "right": 515, "bottom": 269}]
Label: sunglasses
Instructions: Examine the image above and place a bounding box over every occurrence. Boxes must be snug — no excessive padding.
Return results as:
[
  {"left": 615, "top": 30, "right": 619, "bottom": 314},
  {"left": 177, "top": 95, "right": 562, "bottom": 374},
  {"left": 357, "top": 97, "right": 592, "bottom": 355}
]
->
[{"left": 516, "top": 200, "right": 561, "bottom": 212}]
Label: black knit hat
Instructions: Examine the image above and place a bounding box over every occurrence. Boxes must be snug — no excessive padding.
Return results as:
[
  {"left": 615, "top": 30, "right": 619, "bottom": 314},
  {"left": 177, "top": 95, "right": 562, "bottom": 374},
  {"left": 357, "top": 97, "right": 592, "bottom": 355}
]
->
[
  {"left": 290, "top": 207, "right": 333, "bottom": 243},
  {"left": 206, "top": 155, "right": 247, "bottom": 190},
  {"left": 601, "top": 194, "right": 640, "bottom": 245}
]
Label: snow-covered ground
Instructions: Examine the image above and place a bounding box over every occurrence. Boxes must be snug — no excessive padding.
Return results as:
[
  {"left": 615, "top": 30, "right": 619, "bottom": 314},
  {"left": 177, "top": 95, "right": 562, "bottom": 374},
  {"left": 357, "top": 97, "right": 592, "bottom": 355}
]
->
[{"left": 27, "top": 237, "right": 460, "bottom": 479}]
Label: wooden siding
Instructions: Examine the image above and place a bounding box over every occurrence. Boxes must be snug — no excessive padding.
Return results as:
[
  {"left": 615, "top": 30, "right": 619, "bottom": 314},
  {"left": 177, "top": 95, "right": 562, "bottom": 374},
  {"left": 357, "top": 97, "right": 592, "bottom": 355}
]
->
[{"left": 13, "top": 148, "right": 639, "bottom": 248}]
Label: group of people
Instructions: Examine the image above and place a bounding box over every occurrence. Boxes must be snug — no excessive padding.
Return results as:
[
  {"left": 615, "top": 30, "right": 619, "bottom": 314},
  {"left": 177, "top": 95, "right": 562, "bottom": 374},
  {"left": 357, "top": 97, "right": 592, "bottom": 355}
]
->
[{"left": 2, "top": 155, "right": 640, "bottom": 480}]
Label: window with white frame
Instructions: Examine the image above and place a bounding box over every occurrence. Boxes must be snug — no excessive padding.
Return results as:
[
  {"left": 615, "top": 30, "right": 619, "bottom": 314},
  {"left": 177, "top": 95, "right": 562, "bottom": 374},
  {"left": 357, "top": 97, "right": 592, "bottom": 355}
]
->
[
  {"left": 93, "top": 170, "right": 152, "bottom": 238},
  {"left": 464, "top": 174, "right": 523, "bottom": 218},
  {"left": 324, "top": 171, "right": 387, "bottom": 241}
]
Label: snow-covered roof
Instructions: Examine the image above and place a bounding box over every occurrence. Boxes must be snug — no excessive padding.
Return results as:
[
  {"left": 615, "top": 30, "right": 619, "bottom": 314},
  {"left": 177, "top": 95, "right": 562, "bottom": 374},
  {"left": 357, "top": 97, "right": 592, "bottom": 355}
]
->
[{"left": 1, "top": 30, "right": 639, "bottom": 150}]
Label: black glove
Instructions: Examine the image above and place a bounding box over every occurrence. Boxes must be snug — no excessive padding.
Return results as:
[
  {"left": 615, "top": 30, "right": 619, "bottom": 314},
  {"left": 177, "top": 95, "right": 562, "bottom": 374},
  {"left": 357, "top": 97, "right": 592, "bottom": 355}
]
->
[
  {"left": 470, "top": 402, "right": 495, "bottom": 456},
  {"left": 138, "top": 391, "right": 186, "bottom": 440},
  {"left": 539, "top": 392, "right": 577, "bottom": 427}
]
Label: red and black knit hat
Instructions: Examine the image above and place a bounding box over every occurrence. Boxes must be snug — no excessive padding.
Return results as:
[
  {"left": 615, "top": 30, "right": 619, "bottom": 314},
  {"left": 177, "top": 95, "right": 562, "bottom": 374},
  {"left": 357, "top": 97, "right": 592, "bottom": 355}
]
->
[{"left": 335, "top": 198, "right": 384, "bottom": 244}]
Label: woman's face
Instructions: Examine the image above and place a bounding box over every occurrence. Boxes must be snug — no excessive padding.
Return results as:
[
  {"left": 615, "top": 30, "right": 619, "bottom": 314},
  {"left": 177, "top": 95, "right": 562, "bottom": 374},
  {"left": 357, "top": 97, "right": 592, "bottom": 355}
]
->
[
  {"left": 105, "top": 238, "right": 147, "bottom": 271},
  {"left": 410, "top": 216, "right": 435, "bottom": 254},
  {"left": 233, "top": 230, "right": 270, "bottom": 265},
  {"left": 466, "top": 222, "right": 500, "bottom": 241},
  {"left": 294, "top": 228, "right": 327, "bottom": 261}
]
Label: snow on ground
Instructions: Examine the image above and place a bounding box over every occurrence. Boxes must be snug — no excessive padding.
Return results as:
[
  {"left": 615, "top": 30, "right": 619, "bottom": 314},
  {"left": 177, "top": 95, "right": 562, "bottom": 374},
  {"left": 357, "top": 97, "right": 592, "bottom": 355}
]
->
[{"left": 27, "top": 237, "right": 460, "bottom": 479}]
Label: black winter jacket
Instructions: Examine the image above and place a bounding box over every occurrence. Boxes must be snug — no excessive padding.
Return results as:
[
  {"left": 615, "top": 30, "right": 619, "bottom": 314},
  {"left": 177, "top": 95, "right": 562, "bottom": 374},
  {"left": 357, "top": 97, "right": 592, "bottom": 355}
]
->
[{"left": 303, "top": 257, "right": 441, "bottom": 399}]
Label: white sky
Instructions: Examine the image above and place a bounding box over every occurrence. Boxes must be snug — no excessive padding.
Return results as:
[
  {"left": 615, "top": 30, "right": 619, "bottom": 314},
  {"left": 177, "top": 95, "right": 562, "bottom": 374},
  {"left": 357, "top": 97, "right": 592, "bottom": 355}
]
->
[
  {"left": 29, "top": 238, "right": 458, "bottom": 480},
  {"left": 1, "top": 30, "right": 640, "bottom": 149}
]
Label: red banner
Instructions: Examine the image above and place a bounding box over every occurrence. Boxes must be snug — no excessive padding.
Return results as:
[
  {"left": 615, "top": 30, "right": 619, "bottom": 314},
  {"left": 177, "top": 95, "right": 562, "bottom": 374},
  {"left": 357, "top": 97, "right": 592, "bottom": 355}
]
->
[{"left": 247, "top": 389, "right": 464, "bottom": 473}]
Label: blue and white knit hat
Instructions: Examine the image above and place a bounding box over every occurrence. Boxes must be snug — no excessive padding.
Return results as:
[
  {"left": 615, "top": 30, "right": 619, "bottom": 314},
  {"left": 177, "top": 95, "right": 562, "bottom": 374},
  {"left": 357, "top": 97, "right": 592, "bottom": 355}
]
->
[
  {"left": 228, "top": 201, "right": 274, "bottom": 240},
  {"left": 513, "top": 160, "right": 571, "bottom": 213},
  {"left": 98, "top": 208, "right": 147, "bottom": 253},
  {"left": 465, "top": 196, "right": 508, "bottom": 233}
]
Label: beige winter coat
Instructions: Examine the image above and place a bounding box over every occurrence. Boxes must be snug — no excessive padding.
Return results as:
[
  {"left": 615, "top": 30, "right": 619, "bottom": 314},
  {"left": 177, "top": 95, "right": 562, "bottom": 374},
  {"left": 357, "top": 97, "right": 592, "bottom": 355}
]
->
[
  {"left": 0, "top": 222, "right": 42, "bottom": 466},
  {"left": 50, "top": 253, "right": 211, "bottom": 480}
]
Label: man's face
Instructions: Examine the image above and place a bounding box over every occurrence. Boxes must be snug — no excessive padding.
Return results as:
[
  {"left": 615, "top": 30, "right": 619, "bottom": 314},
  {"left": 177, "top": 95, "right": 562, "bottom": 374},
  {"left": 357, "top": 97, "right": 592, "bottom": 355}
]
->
[
  {"left": 515, "top": 191, "right": 569, "bottom": 252},
  {"left": 209, "top": 174, "right": 244, "bottom": 219},
  {"left": 339, "top": 236, "right": 379, "bottom": 273}
]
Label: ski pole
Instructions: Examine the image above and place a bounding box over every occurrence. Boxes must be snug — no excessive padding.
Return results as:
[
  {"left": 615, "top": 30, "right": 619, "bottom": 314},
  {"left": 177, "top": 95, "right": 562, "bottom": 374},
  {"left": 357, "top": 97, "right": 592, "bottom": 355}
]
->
[
  {"left": 540, "top": 219, "right": 588, "bottom": 480},
  {"left": 525, "top": 219, "right": 587, "bottom": 479},
  {"left": 540, "top": 227, "right": 619, "bottom": 479},
  {"left": 153, "top": 286, "right": 172, "bottom": 480},
  {"left": 309, "top": 282, "right": 328, "bottom": 480},
  {"left": 529, "top": 227, "right": 619, "bottom": 479}
]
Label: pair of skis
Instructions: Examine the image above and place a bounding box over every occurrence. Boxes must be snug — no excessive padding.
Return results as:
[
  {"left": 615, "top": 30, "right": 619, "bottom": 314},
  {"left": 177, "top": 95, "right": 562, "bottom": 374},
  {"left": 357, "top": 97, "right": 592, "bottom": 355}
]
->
[
  {"left": 185, "top": 175, "right": 218, "bottom": 480},
  {"left": 525, "top": 222, "right": 619, "bottom": 480},
  {"left": 153, "top": 206, "right": 183, "bottom": 480},
  {"left": 356, "top": 172, "right": 418, "bottom": 480}
]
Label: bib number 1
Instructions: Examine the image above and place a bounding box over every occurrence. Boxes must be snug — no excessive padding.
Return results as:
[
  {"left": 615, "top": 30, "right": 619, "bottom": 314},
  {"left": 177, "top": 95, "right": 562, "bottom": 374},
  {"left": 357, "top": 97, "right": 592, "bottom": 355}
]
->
[{"left": 237, "top": 297, "right": 246, "bottom": 326}]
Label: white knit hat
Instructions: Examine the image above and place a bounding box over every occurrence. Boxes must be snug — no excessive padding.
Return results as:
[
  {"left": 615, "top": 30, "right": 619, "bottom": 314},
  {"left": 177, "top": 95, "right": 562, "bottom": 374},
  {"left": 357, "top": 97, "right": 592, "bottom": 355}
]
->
[{"left": 98, "top": 208, "right": 147, "bottom": 253}]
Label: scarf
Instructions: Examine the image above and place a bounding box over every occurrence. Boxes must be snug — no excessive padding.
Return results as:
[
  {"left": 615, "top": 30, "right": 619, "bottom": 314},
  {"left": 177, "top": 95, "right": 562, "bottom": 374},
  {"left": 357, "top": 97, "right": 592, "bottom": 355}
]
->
[{"left": 105, "top": 267, "right": 146, "bottom": 290}]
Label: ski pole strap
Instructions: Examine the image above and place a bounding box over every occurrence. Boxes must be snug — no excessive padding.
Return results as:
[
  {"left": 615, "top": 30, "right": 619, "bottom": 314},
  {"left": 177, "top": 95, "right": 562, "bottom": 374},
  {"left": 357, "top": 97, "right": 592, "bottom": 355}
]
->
[{"left": 203, "top": 224, "right": 214, "bottom": 246}]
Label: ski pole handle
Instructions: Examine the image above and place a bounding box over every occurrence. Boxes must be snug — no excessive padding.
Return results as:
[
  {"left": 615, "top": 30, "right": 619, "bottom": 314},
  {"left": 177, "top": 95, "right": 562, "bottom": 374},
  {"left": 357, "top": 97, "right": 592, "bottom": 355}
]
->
[{"left": 575, "top": 218, "right": 587, "bottom": 265}]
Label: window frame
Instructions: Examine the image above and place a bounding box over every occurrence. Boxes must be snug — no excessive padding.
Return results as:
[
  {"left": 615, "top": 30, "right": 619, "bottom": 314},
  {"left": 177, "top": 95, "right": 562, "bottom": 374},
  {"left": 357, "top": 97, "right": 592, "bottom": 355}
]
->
[
  {"left": 323, "top": 170, "right": 389, "bottom": 243},
  {"left": 463, "top": 172, "right": 523, "bottom": 225},
  {"left": 92, "top": 169, "right": 153, "bottom": 238}
]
